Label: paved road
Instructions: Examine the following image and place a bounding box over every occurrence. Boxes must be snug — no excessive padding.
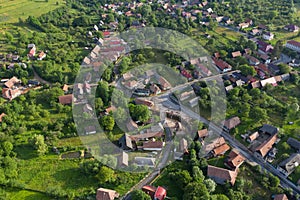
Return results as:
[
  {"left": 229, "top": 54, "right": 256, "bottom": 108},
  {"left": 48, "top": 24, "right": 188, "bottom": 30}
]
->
[{"left": 179, "top": 104, "right": 300, "bottom": 196}]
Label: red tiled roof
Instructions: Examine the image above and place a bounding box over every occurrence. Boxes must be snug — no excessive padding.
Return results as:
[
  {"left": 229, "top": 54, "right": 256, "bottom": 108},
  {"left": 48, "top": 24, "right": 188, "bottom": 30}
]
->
[
  {"left": 212, "top": 57, "right": 232, "bottom": 70},
  {"left": 227, "top": 150, "right": 245, "bottom": 169},
  {"left": 213, "top": 143, "right": 230, "bottom": 156},
  {"left": 274, "top": 194, "right": 289, "bottom": 200},
  {"left": 198, "top": 129, "right": 208, "bottom": 138},
  {"left": 96, "top": 188, "right": 119, "bottom": 200},
  {"left": 154, "top": 186, "right": 167, "bottom": 200},
  {"left": 0, "top": 113, "right": 6, "bottom": 123},
  {"left": 207, "top": 165, "right": 238, "bottom": 185},
  {"left": 58, "top": 94, "right": 73, "bottom": 105},
  {"left": 287, "top": 40, "right": 300, "bottom": 48},
  {"left": 255, "top": 134, "right": 277, "bottom": 157}
]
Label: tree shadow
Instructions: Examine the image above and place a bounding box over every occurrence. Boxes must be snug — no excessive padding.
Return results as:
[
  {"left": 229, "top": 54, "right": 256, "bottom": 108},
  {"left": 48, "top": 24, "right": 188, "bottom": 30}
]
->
[{"left": 15, "top": 144, "right": 37, "bottom": 160}]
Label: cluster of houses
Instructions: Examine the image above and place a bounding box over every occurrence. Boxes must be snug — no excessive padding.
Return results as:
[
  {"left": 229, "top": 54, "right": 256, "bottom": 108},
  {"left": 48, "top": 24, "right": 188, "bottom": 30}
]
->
[
  {"left": 1, "top": 76, "right": 40, "bottom": 101},
  {"left": 27, "top": 43, "right": 46, "bottom": 60},
  {"left": 195, "top": 126, "right": 245, "bottom": 185}
]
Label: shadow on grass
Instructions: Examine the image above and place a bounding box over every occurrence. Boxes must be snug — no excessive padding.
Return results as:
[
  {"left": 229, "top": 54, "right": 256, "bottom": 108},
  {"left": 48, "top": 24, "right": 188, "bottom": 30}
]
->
[
  {"left": 52, "top": 168, "right": 98, "bottom": 191},
  {"left": 15, "top": 144, "right": 37, "bottom": 160}
]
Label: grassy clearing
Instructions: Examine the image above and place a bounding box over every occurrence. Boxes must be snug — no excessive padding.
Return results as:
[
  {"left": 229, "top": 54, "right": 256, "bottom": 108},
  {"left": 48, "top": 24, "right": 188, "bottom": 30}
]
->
[
  {"left": 17, "top": 154, "right": 99, "bottom": 195},
  {"left": 0, "top": 0, "right": 65, "bottom": 23},
  {"left": 5, "top": 188, "right": 51, "bottom": 200}
]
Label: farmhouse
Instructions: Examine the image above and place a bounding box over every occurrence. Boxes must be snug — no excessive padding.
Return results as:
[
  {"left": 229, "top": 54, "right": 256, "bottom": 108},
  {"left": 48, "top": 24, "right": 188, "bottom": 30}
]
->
[
  {"left": 207, "top": 165, "right": 238, "bottom": 185},
  {"left": 222, "top": 116, "right": 241, "bottom": 132},
  {"left": 96, "top": 188, "right": 119, "bottom": 200},
  {"left": 58, "top": 94, "right": 73, "bottom": 105},
  {"left": 225, "top": 150, "right": 245, "bottom": 170}
]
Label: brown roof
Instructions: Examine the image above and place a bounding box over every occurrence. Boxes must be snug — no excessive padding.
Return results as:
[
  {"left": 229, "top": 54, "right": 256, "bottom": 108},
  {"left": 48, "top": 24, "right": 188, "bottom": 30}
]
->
[
  {"left": 130, "top": 131, "right": 163, "bottom": 141},
  {"left": 0, "top": 113, "right": 6, "bottom": 123},
  {"left": 126, "top": 120, "right": 138, "bottom": 131},
  {"left": 213, "top": 143, "right": 230, "bottom": 156},
  {"left": 135, "top": 98, "right": 154, "bottom": 107},
  {"left": 223, "top": 116, "right": 241, "bottom": 130},
  {"left": 180, "top": 138, "right": 188, "bottom": 152},
  {"left": 62, "top": 84, "right": 68, "bottom": 92},
  {"left": 287, "top": 40, "right": 300, "bottom": 48},
  {"left": 274, "top": 194, "right": 289, "bottom": 200},
  {"left": 158, "top": 77, "right": 171, "bottom": 89},
  {"left": 142, "top": 141, "right": 164, "bottom": 149},
  {"left": 105, "top": 106, "right": 116, "bottom": 114},
  {"left": 4, "top": 76, "right": 20, "bottom": 88},
  {"left": 207, "top": 165, "right": 238, "bottom": 185},
  {"left": 204, "top": 137, "right": 226, "bottom": 152},
  {"left": 96, "top": 188, "right": 119, "bottom": 200},
  {"left": 248, "top": 131, "right": 259, "bottom": 141},
  {"left": 227, "top": 150, "right": 245, "bottom": 169},
  {"left": 198, "top": 129, "right": 208, "bottom": 138},
  {"left": 232, "top": 51, "right": 242, "bottom": 58},
  {"left": 255, "top": 134, "right": 277, "bottom": 157},
  {"left": 58, "top": 94, "right": 73, "bottom": 105}
]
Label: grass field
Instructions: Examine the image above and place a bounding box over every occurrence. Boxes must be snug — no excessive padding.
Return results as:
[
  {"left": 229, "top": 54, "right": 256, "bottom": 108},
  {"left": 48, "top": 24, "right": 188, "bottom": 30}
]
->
[
  {"left": 5, "top": 189, "right": 51, "bottom": 200},
  {"left": 0, "top": 0, "right": 65, "bottom": 23}
]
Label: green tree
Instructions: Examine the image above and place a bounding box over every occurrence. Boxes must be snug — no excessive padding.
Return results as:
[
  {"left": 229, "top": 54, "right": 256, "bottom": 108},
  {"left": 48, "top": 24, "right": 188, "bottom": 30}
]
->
[
  {"left": 2, "top": 141, "right": 13, "bottom": 156},
  {"left": 278, "top": 63, "right": 291, "bottom": 74},
  {"left": 130, "top": 190, "right": 151, "bottom": 200},
  {"left": 32, "top": 134, "right": 47, "bottom": 156},
  {"left": 204, "top": 179, "right": 216, "bottom": 193},
  {"left": 183, "top": 182, "right": 209, "bottom": 200},
  {"left": 96, "top": 166, "right": 116, "bottom": 184},
  {"left": 239, "top": 64, "right": 256, "bottom": 76},
  {"left": 100, "top": 115, "right": 115, "bottom": 131},
  {"left": 129, "top": 104, "right": 151, "bottom": 122}
]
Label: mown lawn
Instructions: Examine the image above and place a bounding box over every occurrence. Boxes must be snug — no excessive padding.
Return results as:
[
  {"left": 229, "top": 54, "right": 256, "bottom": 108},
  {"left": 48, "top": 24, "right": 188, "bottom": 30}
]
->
[{"left": 0, "top": 0, "right": 65, "bottom": 23}]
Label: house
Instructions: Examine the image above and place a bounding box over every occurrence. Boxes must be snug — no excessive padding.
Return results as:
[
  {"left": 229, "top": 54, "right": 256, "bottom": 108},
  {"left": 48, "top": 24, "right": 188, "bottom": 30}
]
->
[
  {"left": 247, "top": 131, "right": 259, "bottom": 143},
  {"left": 154, "top": 186, "right": 167, "bottom": 200},
  {"left": 157, "top": 77, "right": 171, "bottom": 90},
  {"left": 83, "top": 104, "right": 93, "bottom": 114},
  {"left": 232, "top": 51, "right": 241, "bottom": 58},
  {"left": 287, "top": 138, "right": 300, "bottom": 152},
  {"left": 150, "top": 84, "right": 161, "bottom": 95},
  {"left": 62, "top": 84, "right": 68, "bottom": 93},
  {"left": 142, "top": 186, "right": 167, "bottom": 200},
  {"left": 135, "top": 98, "right": 154, "bottom": 107},
  {"left": 126, "top": 120, "right": 138, "bottom": 132},
  {"left": 135, "top": 157, "right": 156, "bottom": 167},
  {"left": 96, "top": 188, "right": 119, "bottom": 200},
  {"left": 142, "top": 185, "right": 156, "bottom": 199},
  {"left": 263, "top": 32, "right": 274, "bottom": 41},
  {"left": 260, "top": 124, "right": 278, "bottom": 135},
  {"left": 286, "top": 40, "right": 300, "bottom": 53},
  {"left": 142, "top": 141, "right": 164, "bottom": 151},
  {"left": 277, "top": 153, "right": 300, "bottom": 176},
  {"left": 273, "top": 194, "right": 289, "bottom": 200},
  {"left": 118, "top": 151, "right": 128, "bottom": 167},
  {"left": 58, "top": 94, "right": 73, "bottom": 105},
  {"left": 119, "top": 133, "right": 134, "bottom": 150},
  {"left": 238, "top": 22, "right": 250, "bottom": 29},
  {"left": 225, "top": 85, "right": 234, "bottom": 93},
  {"left": 2, "top": 88, "right": 21, "bottom": 101},
  {"left": 255, "top": 133, "right": 278, "bottom": 158},
  {"left": 4, "top": 76, "right": 21, "bottom": 88},
  {"left": 245, "top": 55, "right": 260, "bottom": 65},
  {"left": 37, "top": 51, "right": 46, "bottom": 60},
  {"left": 131, "top": 130, "right": 163, "bottom": 139},
  {"left": 222, "top": 116, "right": 241, "bottom": 132},
  {"left": 258, "top": 24, "right": 268, "bottom": 30},
  {"left": 257, "top": 40, "right": 273, "bottom": 54},
  {"left": 189, "top": 97, "right": 199, "bottom": 107},
  {"left": 251, "top": 29, "right": 261, "bottom": 36},
  {"left": 284, "top": 24, "right": 299, "bottom": 32},
  {"left": 250, "top": 81, "right": 261, "bottom": 89},
  {"left": 84, "top": 126, "right": 96, "bottom": 134},
  {"left": 197, "top": 129, "right": 208, "bottom": 141},
  {"left": 260, "top": 77, "right": 277, "bottom": 87},
  {"left": 212, "top": 143, "right": 230, "bottom": 157},
  {"left": 207, "top": 165, "right": 238, "bottom": 185},
  {"left": 203, "top": 137, "right": 226, "bottom": 153},
  {"left": 123, "top": 80, "right": 138, "bottom": 90},
  {"left": 122, "top": 72, "right": 133, "bottom": 81},
  {"left": 225, "top": 150, "right": 245, "bottom": 170},
  {"left": 212, "top": 57, "right": 232, "bottom": 73},
  {"left": 28, "top": 46, "right": 36, "bottom": 57}
]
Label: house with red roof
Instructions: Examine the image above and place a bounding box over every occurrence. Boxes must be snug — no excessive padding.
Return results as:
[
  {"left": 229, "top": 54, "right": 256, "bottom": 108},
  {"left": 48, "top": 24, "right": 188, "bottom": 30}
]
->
[
  {"left": 286, "top": 40, "right": 300, "bottom": 53},
  {"left": 212, "top": 57, "right": 232, "bottom": 73},
  {"left": 207, "top": 165, "right": 238, "bottom": 185},
  {"left": 96, "top": 188, "right": 119, "bottom": 200}
]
